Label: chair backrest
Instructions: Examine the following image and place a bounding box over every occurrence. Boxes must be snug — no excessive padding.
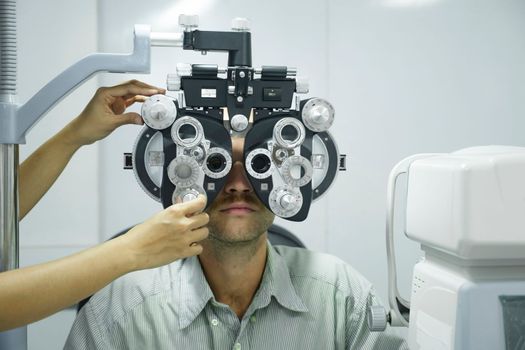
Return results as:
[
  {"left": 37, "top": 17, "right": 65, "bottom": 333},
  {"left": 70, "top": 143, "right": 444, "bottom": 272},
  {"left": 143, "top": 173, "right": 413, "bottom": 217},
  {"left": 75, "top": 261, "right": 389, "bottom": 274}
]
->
[
  {"left": 267, "top": 224, "right": 306, "bottom": 248},
  {"left": 77, "top": 224, "right": 305, "bottom": 312}
]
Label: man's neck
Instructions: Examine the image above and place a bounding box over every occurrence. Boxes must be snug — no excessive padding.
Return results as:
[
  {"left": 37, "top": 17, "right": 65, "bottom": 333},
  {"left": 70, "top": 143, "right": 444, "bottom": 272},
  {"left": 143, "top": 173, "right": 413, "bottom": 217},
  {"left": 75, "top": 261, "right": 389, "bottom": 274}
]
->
[{"left": 199, "top": 233, "right": 268, "bottom": 319}]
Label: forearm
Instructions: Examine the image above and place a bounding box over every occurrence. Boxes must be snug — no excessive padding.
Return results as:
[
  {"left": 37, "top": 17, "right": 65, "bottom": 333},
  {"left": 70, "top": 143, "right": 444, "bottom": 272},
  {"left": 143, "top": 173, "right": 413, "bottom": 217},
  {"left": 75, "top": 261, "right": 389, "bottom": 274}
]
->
[
  {"left": 0, "top": 236, "right": 135, "bottom": 331},
  {"left": 19, "top": 125, "right": 81, "bottom": 219}
]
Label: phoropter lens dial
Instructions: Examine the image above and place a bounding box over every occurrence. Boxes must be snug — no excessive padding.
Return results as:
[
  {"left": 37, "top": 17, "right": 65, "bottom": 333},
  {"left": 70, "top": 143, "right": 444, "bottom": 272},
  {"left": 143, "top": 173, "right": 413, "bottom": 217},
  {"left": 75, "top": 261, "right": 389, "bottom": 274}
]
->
[
  {"left": 273, "top": 117, "right": 306, "bottom": 149},
  {"left": 246, "top": 148, "right": 274, "bottom": 179},
  {"left": 171, "top": 116, "right": 204, "bottom": 148},
  {"left": 172, "top": 184, "right": 206, "bottom": 205},
  {"left": 281, "top": 155, "right": 313, "bottom": 187},
  {"left": 269, "top": 186, "right": 303, "bottom": 218},
  {"left": 203, "top": 147, "right": 232, "bottom": 179},
  {"left": 167, "top": 155, "right": 200, "bottom": 187}
]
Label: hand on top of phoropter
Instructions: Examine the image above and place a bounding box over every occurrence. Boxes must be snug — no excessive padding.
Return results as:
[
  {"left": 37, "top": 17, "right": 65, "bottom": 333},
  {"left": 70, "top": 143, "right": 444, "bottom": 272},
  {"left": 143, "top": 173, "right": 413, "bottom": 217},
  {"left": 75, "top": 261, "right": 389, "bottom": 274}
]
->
[{"left": 62, "top": 79, "right": 165, "bottom": 147}]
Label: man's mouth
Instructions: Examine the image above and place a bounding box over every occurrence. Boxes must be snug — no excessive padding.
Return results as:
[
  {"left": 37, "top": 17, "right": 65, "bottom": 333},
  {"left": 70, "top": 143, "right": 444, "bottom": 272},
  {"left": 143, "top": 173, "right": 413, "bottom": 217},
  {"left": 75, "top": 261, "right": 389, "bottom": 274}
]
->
[{"left": 219, "top": 202, "right": 256, "bottom": 215}]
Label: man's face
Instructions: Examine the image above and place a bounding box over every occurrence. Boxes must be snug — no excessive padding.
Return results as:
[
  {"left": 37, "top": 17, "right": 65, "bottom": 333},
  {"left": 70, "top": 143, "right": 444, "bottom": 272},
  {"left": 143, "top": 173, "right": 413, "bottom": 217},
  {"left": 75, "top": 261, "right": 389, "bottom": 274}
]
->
[{"left": 205, "top": 137, "right": 275, "bottom": 244}]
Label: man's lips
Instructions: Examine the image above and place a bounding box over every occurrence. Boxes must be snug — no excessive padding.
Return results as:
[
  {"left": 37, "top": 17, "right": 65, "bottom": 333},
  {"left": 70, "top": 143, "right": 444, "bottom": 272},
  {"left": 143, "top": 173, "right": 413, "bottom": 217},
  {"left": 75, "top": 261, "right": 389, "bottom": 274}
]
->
[{"left": 219, "top": 202, "right": 256, "bottom": 215}]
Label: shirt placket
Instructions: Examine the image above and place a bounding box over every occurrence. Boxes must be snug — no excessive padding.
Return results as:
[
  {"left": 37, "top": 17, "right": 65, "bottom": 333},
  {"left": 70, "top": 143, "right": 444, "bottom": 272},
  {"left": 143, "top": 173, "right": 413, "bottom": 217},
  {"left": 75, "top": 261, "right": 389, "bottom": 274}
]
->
[
  {"left": 205, "top": 301, "right": 240, "bottom": 350},
  {"left": 231, "top": 309, "right": 259, "bottom": 350}
]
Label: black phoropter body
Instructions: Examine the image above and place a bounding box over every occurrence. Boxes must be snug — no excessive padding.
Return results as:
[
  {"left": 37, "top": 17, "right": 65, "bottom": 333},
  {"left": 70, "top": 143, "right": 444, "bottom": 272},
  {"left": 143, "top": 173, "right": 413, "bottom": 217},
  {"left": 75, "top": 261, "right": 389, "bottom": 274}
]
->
[{"left": 129, "top": 15, "right": 344, "bottom": 222}]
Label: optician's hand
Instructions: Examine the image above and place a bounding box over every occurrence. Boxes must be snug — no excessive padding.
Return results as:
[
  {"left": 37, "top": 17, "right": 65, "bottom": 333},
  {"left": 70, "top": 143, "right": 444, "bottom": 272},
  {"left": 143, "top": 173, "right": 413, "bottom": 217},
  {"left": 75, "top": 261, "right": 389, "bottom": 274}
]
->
[
  {"left": 62, "top": 79, "right": 165, "bottom": 147},
  {"left": 117, "top": 195, "right": 210, "bottom": 271},
  {"left": 19, "top": 80, "right": 165, "bottom": 219}
]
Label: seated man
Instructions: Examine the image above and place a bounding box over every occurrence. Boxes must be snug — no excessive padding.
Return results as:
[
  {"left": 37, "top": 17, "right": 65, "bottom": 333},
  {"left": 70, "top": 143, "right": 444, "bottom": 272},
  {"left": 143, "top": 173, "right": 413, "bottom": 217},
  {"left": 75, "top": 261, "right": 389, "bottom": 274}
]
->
[{"left": 65, "top": 137, "right": 407, "bottom": 350}]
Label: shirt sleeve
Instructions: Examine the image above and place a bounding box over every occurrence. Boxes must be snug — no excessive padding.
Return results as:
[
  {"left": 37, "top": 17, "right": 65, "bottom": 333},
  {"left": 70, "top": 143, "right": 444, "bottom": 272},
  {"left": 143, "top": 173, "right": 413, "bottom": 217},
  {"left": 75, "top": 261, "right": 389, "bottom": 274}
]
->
[
  {"left": 346, "top": 287, "right": 409, "bottom": 350},
  {"left": 63, "top": 302, "right": 111, "bottom": 350}
]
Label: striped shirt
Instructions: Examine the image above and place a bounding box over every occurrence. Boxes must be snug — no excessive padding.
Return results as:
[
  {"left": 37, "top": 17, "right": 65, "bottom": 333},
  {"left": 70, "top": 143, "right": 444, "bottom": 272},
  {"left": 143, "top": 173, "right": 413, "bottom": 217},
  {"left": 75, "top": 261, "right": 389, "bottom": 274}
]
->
[{"left": 64, "top": 244, "right": 408, "bottom": 350}]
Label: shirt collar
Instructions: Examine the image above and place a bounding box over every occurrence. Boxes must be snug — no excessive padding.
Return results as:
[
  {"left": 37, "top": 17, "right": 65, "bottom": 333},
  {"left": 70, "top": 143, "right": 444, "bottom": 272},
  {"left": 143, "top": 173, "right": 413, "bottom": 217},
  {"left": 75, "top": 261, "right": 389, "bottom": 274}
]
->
[
  {"left": 177, "top": 256, "right": 214, "bottom": 330},
  {"left": 176, "top": 243, "right": 308, "bottom": 330},
  {"left": 250, "top": 244, "right": 308, "bottom": 314}
]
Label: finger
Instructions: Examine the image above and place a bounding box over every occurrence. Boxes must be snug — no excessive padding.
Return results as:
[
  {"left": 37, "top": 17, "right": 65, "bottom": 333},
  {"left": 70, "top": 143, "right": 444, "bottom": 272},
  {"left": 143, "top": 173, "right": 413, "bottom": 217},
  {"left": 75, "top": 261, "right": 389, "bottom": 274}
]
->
[
  {"left": 186, "top": 226, "right": 209, "bottom": 242},
  {"left": 185, "top": 243, "right": 204, "bottom": 257},
  {"left": 125, "top": 95, "right": 148, "bottom": 107},
  {"left": 113, "top": 79, "right": 160, "bottom": 90},
  {"left": 186, "top": 212, "right": 209, "bottom": 230},
  {"left": 127, "top": 79, "right": 166, "bottom": 93},
  {"left": 107, "top": 84, "right": 162, "bottom": 98},
  {"left": 113, "top": 112, "right": 143, "bottom": 126},
  {"left": 172, "top": 195, "right": 207, "bottom": 215},
  {"left": 116, "top": 80, "right": 166, "bottom": 96}
]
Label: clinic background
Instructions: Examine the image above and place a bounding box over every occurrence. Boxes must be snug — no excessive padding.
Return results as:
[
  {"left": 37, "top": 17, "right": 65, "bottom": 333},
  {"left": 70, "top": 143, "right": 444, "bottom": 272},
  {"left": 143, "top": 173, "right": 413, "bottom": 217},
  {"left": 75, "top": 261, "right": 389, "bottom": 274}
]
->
[{"left": 17, "top": 0, "right": 525, "bottom": 348}]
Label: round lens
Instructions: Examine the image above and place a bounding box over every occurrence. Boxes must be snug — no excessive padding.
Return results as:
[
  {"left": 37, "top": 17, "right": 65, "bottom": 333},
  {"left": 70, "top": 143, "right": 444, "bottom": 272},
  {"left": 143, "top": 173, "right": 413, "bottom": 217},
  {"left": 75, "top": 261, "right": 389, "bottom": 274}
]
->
[
  {"left": 207, "top": 153, "right": 227, "bottom": 173},
  {"left": 281, "top": 125, "right": 299, "bottom": 142},
  {"left": 175, "top": 163, "right": 192, "bottom": 179},
  {"left": 251, "top": 153, "right": 271, "bottom": 174},
  {"left": 178, "top": 124, "right": 197, "bottom": 141}
]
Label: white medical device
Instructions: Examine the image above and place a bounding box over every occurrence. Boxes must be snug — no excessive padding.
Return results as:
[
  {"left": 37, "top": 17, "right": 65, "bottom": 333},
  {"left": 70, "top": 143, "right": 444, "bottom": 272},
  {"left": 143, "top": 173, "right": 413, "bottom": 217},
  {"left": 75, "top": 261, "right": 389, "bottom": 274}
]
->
[{"left": 368, "top": 145, "right": 525, "bottom": 349}]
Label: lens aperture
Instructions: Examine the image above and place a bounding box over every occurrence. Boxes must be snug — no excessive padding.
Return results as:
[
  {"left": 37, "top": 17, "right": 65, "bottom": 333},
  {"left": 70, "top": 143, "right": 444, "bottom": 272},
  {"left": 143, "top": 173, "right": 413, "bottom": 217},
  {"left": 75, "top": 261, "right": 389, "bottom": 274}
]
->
[
  {"left": 207, "top": 153, "right": 227, "bottom": 173},
  {"left": 251, "top": 153, "right": 271, "bottom": 174}
]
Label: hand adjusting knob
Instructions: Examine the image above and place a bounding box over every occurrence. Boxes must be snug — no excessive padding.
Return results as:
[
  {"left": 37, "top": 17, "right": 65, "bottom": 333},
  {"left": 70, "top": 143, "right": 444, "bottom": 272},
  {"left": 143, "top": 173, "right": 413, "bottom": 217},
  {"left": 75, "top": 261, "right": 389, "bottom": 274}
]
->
[{"left": 141, "top": 95, "right": 177, "bottom": 130}]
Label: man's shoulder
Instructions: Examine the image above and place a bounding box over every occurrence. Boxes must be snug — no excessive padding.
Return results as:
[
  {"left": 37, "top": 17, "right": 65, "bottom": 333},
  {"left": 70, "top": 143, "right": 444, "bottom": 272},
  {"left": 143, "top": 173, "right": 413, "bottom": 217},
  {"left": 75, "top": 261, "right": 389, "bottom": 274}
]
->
[
  {"left": 82, "top": 260, "right": 182, "bottom": 328},
  {"left": 272, "top": 245, "right": 373, "bottom": 296}
]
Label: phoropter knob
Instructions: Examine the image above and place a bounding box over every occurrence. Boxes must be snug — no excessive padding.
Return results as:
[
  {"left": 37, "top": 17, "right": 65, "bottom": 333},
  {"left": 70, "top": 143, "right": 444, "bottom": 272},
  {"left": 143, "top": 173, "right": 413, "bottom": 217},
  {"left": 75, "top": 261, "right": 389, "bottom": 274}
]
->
[
  {"left": 230, "top": 114, "right": 249, "bottom": 132},
  {"left": 172, "top": 185, "right": 206, "bottom": 205},
  {"left": 141, "top": 94, "right": 177, "bottom": 130},
  {"left": 367, "top": 305, "right": 388, "bottom": 332},
  {"left": 179, "top": 14, "right": 199, "bottom": 31},
  {"left": 280, "top": 194, "right": 296, "bottom": 210},
  {"left": 182, "top": 192, "right": 197, "bottom": 202},
  {"left": 301, "top": 98, "right": 335, "bottom": 132},
  {"left": 231, "top": 17, "right": 250, "bottom": 32},
  {"left": 176, "top": 63, "right": 192, "bottom": 77},
  {"left": 295, "top": 76, "right": 309, "bottom": 94},
  {"left": 166, "top": 73, "right": 181, "bottom": 91},
  {"left": 269, "top": 187, "right": 303, "bottom": 218}
]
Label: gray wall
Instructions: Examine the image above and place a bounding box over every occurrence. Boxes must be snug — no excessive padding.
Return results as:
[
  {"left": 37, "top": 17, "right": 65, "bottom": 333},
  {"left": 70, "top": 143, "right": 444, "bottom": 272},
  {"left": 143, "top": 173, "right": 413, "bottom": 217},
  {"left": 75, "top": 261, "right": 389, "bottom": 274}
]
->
[
  {"left": 17, "top": 0, "right": 98, "bottom": 348},
  {"left": 17, "top": 0, "right": 525, "bottom": 348}
]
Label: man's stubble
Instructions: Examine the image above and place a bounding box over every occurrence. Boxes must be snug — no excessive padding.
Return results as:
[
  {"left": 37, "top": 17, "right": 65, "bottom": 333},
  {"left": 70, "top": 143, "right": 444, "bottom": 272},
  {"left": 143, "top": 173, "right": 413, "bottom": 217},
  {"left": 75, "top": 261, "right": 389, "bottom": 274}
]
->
[{"left": 204, "top": 192, "right": 275, "bottom": 259}]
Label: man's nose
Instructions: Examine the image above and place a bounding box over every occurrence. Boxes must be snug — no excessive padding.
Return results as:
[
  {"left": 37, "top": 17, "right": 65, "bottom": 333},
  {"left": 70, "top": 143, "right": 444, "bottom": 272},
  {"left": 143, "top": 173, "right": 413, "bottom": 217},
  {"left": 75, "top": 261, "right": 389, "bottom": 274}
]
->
[{"left": 223, "top": 161, "right": 253, "bottom": 194}]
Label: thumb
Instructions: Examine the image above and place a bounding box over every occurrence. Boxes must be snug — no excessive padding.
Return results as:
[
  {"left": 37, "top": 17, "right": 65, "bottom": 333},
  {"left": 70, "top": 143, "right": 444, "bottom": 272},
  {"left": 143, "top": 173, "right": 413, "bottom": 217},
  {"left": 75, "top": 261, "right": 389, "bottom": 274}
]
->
[{"left": 115, "top": 112, "right": 144, "bottom": 126}]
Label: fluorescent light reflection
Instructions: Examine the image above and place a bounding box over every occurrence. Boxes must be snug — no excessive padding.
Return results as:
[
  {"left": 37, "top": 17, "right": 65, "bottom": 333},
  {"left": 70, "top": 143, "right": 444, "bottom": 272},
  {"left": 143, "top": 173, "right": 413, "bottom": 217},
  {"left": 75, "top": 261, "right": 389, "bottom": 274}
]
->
[{"left": 382, "top": 0, "right": 441, "bottom": 7}]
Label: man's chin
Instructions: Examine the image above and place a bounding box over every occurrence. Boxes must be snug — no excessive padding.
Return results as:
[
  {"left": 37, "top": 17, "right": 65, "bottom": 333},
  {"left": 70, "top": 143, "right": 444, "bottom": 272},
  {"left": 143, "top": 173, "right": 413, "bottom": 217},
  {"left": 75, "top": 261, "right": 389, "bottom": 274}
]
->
[{"left": 207, "top": 219, "right": 270, "bottom": 244}]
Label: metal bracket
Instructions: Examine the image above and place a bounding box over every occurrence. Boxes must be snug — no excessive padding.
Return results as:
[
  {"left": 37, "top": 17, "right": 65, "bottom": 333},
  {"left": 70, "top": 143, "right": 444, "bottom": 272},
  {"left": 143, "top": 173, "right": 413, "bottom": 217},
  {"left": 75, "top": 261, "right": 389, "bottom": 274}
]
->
[{"left": 0, "top": 25, "right": 151, "bottom": 145}]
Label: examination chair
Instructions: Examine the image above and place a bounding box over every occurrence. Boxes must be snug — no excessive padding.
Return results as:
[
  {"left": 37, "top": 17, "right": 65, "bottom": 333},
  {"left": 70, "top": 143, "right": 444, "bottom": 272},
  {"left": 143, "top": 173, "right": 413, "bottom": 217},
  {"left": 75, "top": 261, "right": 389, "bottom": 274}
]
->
[{"left": 77, "top": 223, "right": 305, "bottom": 312}]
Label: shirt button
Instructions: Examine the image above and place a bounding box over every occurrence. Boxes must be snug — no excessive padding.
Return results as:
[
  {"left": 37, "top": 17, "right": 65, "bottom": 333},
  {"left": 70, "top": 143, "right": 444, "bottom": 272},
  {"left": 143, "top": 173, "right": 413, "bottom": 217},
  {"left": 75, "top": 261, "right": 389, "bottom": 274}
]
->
[
  {"left": 250, "top": 315, "right": 256, "bottom": 323},
  {"left": 233, "top": 343, "right": 241, "bottom": 350},
  {"left": 211, "top": 319, "right": 219, "bottom": 326}
]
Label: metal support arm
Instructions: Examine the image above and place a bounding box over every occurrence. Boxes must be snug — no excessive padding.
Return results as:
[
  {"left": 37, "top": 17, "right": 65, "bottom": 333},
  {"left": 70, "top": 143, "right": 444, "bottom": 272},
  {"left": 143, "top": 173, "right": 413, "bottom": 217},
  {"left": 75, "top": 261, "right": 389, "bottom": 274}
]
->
[{"left": 0, "top": 24, "right": 151, "bottom": 145}]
